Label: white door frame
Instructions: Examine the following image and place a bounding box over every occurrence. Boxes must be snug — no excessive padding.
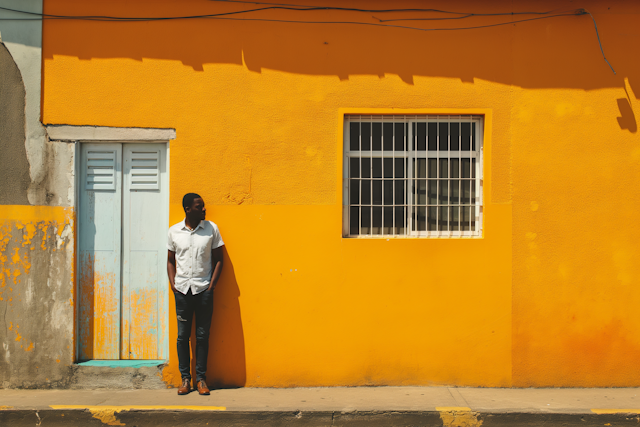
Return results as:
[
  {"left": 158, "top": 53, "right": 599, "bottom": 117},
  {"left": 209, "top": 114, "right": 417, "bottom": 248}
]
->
[{"left": 47, "top": 125, "right": 176, "bottom": 362}]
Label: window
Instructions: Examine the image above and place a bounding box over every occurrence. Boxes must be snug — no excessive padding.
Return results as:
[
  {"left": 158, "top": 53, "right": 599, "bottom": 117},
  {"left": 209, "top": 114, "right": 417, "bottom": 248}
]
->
[{"left": 343, "top": 115, "right": 483, "bottom": 237}]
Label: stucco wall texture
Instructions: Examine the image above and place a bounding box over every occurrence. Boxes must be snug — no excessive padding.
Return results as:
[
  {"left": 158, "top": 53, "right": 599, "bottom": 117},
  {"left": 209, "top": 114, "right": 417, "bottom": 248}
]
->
[
  {"left": 40, "top": 0, "right": 640, "bottom": 388},
  {"left": 0, "top": 43, "right": 30, "bottom": 206},
  {"left": 0, "top": 0, "right": 79, "bottom": 388},
  {"left": 0, "top": 206, "right": 74, "bottom": 388}
]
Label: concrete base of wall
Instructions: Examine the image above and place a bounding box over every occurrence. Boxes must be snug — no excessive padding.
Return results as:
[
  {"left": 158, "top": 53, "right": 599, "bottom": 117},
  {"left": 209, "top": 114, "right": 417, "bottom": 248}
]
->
[{"left": 69, "top": 362, "right": 167, "bottom": 390}]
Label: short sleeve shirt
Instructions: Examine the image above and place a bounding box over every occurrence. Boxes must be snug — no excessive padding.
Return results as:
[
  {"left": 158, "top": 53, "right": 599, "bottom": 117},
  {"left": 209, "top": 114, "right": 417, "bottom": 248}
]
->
[{"left": 167, "top": 220, "right": 224, "bottom": 295}]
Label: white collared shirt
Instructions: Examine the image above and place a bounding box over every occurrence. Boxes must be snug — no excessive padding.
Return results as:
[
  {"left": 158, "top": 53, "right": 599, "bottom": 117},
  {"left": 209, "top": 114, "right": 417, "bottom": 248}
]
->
[{"left": 167, "top": 219, "right": 224, "bottom": 295}]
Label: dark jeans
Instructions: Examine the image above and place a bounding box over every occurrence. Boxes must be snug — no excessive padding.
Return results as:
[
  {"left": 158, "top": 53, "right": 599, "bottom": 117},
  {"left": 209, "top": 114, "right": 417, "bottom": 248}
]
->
[{"left": 174, "top": 288, "right": 214, "bottom": 382}]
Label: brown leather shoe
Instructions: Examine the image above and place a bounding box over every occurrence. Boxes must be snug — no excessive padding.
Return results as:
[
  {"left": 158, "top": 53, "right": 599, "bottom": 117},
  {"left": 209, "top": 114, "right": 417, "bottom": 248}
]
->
[
  {"left": 196, "top": 379, "right": 210, "bottom": 395},
  {"left": 177, "top": 378, "right": 191, "bottom": 395}
]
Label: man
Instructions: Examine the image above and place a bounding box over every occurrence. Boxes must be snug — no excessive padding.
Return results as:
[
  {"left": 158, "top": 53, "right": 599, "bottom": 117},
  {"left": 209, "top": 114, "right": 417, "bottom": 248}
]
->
[{"left": 167, "top": 193, "right": 224, "bottom": 395}]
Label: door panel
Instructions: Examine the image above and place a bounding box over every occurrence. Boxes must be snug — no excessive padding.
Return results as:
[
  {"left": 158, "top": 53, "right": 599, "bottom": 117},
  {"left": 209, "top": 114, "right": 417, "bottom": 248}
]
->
[
  {"left": 122, "top": 144, "right": 167, "bottom": 359},
  {"left": 127, "top": 251, "right": 159, "bottom": 359},
  {"left": 78, "top": 144, "right": 122, "bottom": 360}
]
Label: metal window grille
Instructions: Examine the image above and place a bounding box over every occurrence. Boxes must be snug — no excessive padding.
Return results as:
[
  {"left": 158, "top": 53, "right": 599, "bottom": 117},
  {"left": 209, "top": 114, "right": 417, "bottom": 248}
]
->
[{"left": 343, "top": 115, "right": 483, "bottom": 238}]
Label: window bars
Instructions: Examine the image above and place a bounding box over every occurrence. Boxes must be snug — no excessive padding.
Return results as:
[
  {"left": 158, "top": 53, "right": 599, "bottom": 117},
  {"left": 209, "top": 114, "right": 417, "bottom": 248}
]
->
[{"left": 344, "top": 115, "right": 483, "bottom": 238}]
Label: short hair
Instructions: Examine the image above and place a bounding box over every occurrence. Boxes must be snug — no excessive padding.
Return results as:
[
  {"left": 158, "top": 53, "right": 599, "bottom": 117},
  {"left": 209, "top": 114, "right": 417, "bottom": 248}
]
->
[{"left": 182, "top": 193, "right": 202, "bottom": 211}]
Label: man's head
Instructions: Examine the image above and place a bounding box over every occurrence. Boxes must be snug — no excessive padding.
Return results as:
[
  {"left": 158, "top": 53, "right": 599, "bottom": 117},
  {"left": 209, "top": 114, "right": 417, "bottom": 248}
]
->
[{"left": 182, "top": 193, "right": 206, "bottom": 221}]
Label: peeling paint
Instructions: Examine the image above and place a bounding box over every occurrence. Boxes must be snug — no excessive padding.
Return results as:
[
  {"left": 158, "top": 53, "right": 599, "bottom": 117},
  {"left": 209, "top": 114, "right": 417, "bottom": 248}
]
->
[
  {"left": 88, "top": 408, "right": 125, "bottom": 426},
  {"left": 0, "top": 205, "right": 74, "bottom": 387},
  {"left": 79, "top": 252, "right": 119, "bottom": 360},
  {"left": 437, "top": 407, "right": 483, "bottom": 427}
]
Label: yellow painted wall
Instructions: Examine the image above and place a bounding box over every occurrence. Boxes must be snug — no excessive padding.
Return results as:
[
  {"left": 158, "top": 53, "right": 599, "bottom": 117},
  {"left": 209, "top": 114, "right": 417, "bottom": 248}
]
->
[{"left": 42, "top": 0, "right": 640, "bottom": 387}]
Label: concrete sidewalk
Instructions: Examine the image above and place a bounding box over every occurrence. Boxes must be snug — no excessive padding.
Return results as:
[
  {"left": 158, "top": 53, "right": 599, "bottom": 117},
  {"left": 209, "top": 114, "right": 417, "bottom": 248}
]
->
[{"left": 2, "top": 386, "right": 640, "bottom": 425}]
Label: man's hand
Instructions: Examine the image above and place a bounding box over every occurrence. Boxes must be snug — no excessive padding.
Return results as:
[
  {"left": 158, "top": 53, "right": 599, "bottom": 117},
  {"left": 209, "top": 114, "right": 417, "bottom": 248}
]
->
[
  {"left": 167, "top": 250, "right": 178, "bottom": 293},
  {"left": 207, "top": 246, "right": 224, "bottom": 292}
]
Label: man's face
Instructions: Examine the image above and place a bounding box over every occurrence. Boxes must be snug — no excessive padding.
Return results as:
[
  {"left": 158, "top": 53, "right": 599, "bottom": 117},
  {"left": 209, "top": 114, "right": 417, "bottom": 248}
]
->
[{"left": 187, "top": 197, "right": 206, "bottom": 221}]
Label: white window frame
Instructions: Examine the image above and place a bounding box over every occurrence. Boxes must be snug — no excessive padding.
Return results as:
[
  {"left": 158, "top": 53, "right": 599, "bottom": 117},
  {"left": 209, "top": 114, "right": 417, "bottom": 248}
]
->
[{"left": 342, "top": 115, "right": 484, "bottom": 238}]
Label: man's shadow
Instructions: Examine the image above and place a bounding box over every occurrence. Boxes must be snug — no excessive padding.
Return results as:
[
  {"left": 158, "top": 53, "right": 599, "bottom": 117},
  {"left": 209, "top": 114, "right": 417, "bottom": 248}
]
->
[{"left": 189, "top": 246, "right": 246, "bottom": 388}]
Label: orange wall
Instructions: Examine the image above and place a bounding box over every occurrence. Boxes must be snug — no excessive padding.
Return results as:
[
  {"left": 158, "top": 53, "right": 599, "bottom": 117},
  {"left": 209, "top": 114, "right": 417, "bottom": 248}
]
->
[{"left": 43, "top": 0, "right": 640, "bottom": 387}]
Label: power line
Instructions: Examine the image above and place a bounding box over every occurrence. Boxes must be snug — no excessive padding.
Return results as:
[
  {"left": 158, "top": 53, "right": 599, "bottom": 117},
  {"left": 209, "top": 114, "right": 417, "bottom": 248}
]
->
[
  {"left": 0, "top": 5, "right": 615, "bottom": 74},
  {"left": 581, "top": 9, "right": 616, "bottom": 75},
  {"left": 0, "top": 4, "right": 564, "bottom": 21}
]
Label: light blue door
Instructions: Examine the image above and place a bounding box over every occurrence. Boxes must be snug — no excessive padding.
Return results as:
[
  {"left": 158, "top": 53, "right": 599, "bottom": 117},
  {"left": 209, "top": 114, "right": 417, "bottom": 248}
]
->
[
  {"left": 78, "top": 144, "right": 122, "bottom": 360},
  {"left": 122, "top": 144, "right": 169, "bottom": 360},
  {"left": 79, "top": 143, "right": 168, "bottom": 360}
]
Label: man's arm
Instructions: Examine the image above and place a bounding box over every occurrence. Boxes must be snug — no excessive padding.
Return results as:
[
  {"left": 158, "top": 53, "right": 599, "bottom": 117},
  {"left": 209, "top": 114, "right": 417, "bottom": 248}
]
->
[
  {"left": 207, "top": 246, "right": 224, "bottom": 291},
  {"left": 167, "top": 250, "right": 178, "bottom": 293}
]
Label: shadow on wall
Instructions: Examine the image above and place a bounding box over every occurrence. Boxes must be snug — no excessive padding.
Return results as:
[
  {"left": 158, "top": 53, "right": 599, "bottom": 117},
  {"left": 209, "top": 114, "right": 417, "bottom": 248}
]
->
[
  {"left": 42, "top": 1, "right": 640, "bottom": 133},
  {"left": 617, "top": 97, "right": 637, "bottom": 133},
  {"left": 189, "top": 245, "right": 246, "bottom": 388},
  {"left": 42, "top": 0, "right": 639, "bottom": 92}
]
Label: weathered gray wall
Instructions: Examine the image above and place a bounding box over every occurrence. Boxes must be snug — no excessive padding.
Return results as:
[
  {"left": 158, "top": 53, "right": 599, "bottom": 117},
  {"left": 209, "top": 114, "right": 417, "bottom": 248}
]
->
[
  {"left": 0, "top": 219, "right": 74, "bottom": 388},
  {"left": 0, "top": 0, "right": 77, "bottom": 389},
  {"left": 0, "top": 42, "right": 30, "bottom": 205}
]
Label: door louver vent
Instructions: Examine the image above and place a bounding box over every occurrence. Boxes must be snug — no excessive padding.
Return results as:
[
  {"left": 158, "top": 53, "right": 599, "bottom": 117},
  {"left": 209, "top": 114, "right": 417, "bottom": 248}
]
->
[
  {"left": 86, "top": 150, "right": 117, "bottom": 191},
  {"left": 129, "top": 150, "right": 160, "bottom": 190}
]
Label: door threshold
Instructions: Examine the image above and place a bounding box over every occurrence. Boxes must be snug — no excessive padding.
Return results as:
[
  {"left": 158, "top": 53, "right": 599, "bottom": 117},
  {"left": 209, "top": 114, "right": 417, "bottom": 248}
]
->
[{"left": 75, "top": 360, "right": 166, "bottom": 368}]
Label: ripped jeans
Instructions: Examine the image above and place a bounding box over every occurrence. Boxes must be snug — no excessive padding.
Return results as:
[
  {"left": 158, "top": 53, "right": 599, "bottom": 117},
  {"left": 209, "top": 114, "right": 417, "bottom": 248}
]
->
[{"left": 174, "top": 288, "right": 214, "bottom": 382}]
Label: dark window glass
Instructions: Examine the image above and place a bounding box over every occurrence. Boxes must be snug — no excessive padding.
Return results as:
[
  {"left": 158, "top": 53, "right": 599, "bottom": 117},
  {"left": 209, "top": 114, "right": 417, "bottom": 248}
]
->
[
  {"left": 428, "top": 158, "right": 437, "bottom": 178},
  {"left": 361, "top": 122, "right": 371, "bottom": 151},
  {"left": 349, "top": 179, "right": 359, "bottom": 205},
  {"left": 395, "top": 158, "right": 405, "bottom": 178},
  {"left": 361, "top": 180, "right": 371, "bottom": 205},
  {"left": 350, "top": 122, "right": 360, "bottom": 151},
  {"left": 372, "top": 158, "right": 382, "bottom": 178},
  {"left": 372, "top": 123, "right": 382, "bottom": 151},
  {"left": 450, "top": 122, "right": 460, "bottom": 151},
  {"left": 372, "top": 180, "right": 382, "bottom": 205},
  {"left": 461, "top": 123, "right": 471, "bottom": 151},
  {"left": 372, "top": 206, "right": 382, "bottom": 233},
  {"left": 384, "top": 180, "right": 393, "bottom": 205},
  {"left": 417, "top": 122, "right": 426, "bottom": 151},
  {"left": 384, "top": 206, "right": 393, "bottom": 230},
  {"left": 395, "top": 206, "right": 405, "bottom": 234},
  {"left": 361, "top": 158, "right": 371, "bottom": 178},
  {"left": 428, "top": 180, "right": 437, "bottom": 205},
  {"left": 415, "top": 206, "right": 426, "bottom": 231},
  {"left": 450, "top": 158, "right": 459, "bottom": 178},
  {"left": 439, "top": 159, "right": 448, "bottom": 178},
  {"left": 394, "top": 123, "right": 405, "bottom": 151},
  {"left": 428, "top": 123, "right": 437, "bottom": 151},
  {"left": 383, "top": 123, "right": 393, "bottom": 151},
  {"left": 350, "top": 157, "right": 359, "bottom": 178},
  {"left": 427, "top": 206, "right": 437, "bottom": 231},
  {"left": 439, "top": 122, "right": 449, "bottom": 151},
  {"left": 361, "top": 207, "right": 371, "bottom": 235},
  {"left": 383, "top": 158, "right": 393, "bottom": 179},
  {"left": 472, "top": 122, "right": 476, "bottom": 150},
  {"left": 438, "top": 206, "right": 449, "bottom": 231},
  {"left": 349, "top": 206, "right": 359, "bottom": 235},
  {"left": 394, "top": 180, "right": 405, "bottom": 204}
]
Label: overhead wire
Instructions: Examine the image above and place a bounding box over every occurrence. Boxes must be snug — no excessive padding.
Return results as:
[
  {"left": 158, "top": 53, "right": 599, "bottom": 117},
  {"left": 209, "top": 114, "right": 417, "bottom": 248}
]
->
[
  {"left": 0, "top": 4, "right": 565, "bottom": 21},
  {"left": 0, "top": 4, "right": 615, "bottom": 73},
  {"left": 581, "top": 9, "right": 616, "bottom": 75}
]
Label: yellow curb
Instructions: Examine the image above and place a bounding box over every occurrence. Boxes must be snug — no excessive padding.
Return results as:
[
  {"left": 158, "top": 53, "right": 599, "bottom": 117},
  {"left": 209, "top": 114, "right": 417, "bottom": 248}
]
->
[
  {"left": 436, "top": 407, "right": 483, "bottom": 427},
  {"left": 50, "top": 405, "right": 226, "bottom": 411},
  {"left": 592, "top": 409, "right": 640, "bottom": 414},
  {"left": 50, "top": 405, "right": 226, "bottom": 426},
  {"left": 0, "top": 406, "right": 13, "bottom": 410},
  {"left": 436, "top": 407, "right": 472, "bottom": 411}
]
